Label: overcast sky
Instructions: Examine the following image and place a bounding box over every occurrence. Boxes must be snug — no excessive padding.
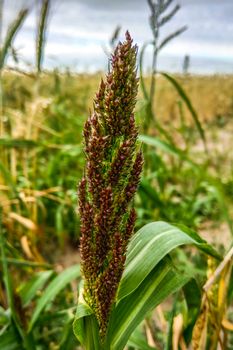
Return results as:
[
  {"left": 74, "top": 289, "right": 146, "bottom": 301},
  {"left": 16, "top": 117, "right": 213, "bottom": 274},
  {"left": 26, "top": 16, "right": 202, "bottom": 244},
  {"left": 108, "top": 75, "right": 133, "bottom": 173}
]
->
[{"left": 2, "top": 0, "right": 233, "bottom": 74}]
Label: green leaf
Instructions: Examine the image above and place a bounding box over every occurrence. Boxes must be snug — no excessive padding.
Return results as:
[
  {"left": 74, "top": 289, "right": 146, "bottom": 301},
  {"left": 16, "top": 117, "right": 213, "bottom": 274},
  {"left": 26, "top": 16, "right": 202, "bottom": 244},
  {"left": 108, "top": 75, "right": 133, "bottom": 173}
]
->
[
  {"left": 117, "top": 221, "right": 218, "bottom": 300},
  {"left": 139, "top": 135, "right": 181, "bottom": 157},
  {"left": 160, "top": 72, "right": 207, "bottom": 152},
  {"left": 128, "top": 327, "right": 157, "bottom": 349},
  {"left": 0, "top": 212, "right": 26, "bottom": 344},
  {"left": 0, "top": 138, "right": 38, "bottom": 148},
  {"left": 173, "top": 223, "right": 221, "bottom": 260},
  {"left": 0, "top": 328, "right": 21, "bottom": 350},
  {"left": 73, "top": 298, "right": 102, "bottom": 350},
  {"left": 118, "top": 221, "right": 220, "bottom": 301},
  {"left": 60, "top": 317, "right": 78, "bottom": 350},
  {"left": 73, "top": 282, "right": 102, "bottom": 349},
  {"left": 139, "top": 135, "right": 196, "bottom": 167},
  {"left": 165, "top": 293, "right": 178, "bottom": 350},
  {"left": 0, "top": 258, "right": 51, "bottom": 269},
  {"left": 207, "top": 178, "right": 233, "bottom": 237},
  {"left": 73, "top": 304, "right": 101, "bottom": 349},
  {"left": 0, "top": 161, "right": 17, "bottom": 196},
  {"left": 28, "top": 264, "right": 80, "bottom": 331},
  {"left": 19, "top": 270, "right": 54, "bottom": 307},
  {"left": 104, "top": 222, "right": 219, "bottom": 349},
  {"left": 139, "top": 177, "right": 163, "bottom": 207},
  {"left": 107, "top": 259, "right": 189, "bottom": 350},
  {"left": 183, "top": 279, "right": 201, "bottom": 344}
]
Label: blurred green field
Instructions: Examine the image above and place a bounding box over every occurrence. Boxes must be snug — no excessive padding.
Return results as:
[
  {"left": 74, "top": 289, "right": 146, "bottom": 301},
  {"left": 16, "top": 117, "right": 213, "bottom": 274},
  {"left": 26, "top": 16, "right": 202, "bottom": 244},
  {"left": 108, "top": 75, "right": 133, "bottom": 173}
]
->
[
  {"left": 1, "top": 1, "right": 233, "bottom": 348},
  {"left": 1, "top": 69, "right": 233, "bottom": 349},
  {"left": 1, "top": 70, "right": 233, "bottom": 256}
]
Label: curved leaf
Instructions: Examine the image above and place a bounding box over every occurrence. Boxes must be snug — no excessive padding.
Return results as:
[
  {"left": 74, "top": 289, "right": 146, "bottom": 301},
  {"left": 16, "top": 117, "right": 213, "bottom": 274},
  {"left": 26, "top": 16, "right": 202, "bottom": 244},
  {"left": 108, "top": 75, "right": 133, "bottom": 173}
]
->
[
  {"left": 160, "top": 72, "right": 207, "bottom": 152},
  {"left": 128, "top": 327, "right": 157, "bottom": 349},
  {"left": 19, "top": 270, "right": 54, "bottom": 307},
  {"left": 0, "top": 328, "right": 21, "bottom": 350},
  {"left": 73, "top": 303, "right": 96, "bottom": 343},
  {"left": 107, "top": 258, "right": 189, "bottom": 350},
  {"left": 28, "top": 264, "right": 80, "bottom": 331},
  {"left": 118, "top": 221, "right": 220, "bottom": 301},
  {"left": 139, "top": 135, "right": 196, "bottom": 167},
  {"left": 183, "top": 278, "right": 202, "bottom": 344},
  {"left": 73, "top": 288, "right": 102, "bottom": 350}
]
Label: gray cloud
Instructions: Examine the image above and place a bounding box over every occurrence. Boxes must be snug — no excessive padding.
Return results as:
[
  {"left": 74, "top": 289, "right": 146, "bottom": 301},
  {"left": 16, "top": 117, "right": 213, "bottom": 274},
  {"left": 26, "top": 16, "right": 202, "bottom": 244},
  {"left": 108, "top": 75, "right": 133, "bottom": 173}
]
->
[{"left": 2, "top": 0, "right": 233, "bottom": 73}]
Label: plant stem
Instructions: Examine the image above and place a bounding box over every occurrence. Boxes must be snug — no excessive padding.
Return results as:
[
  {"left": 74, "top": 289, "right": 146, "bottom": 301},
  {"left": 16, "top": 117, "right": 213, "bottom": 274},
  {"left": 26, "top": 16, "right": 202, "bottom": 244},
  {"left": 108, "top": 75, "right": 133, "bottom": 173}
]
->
[{"left": 203, "top": 246, "right": 233, "bottom": 292}]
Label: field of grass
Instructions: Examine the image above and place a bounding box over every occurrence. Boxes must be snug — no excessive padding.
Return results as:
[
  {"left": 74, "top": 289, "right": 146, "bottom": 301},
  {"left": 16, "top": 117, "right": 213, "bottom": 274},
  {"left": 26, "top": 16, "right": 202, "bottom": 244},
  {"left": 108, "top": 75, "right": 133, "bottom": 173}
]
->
[
  {"left": 0, "top": 1, "right": 233, "bottom": 348},
  {"left": 1, "top": 71, "right": 233, "bottom": 247},
  {"left": 0, "top": 67, "right": 233, "bottom": 349}
]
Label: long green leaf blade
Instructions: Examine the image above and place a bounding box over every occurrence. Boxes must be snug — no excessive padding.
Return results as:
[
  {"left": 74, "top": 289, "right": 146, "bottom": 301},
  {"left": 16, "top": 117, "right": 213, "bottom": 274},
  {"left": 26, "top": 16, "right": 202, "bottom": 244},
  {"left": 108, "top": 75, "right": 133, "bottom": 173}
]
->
[
  {"left": 0, "top": 328, "right": 21, "bottom": 350},
  {"left": 28, "top": 264, "right": 80, "bottom": 331},
  {"left": 108, "top": 259, "right": 189, "bottom": 350},
  {"left": 128, "top": 327, "right": 157, "bottom": 349},
  {"left": 118, "top": 221, "right": 220, "bottom": 301},
  {"left": 160, "top": 72, "right": 207, "bottom": 151},
  {"left": 139, "top": 135, "right": 196, "bottom": 167},
  {"left": 19, "top": 270, "right": 54, "bottom": 307},
  {"left": 73, "top": 303, "right": 102, "bottom": 350}
]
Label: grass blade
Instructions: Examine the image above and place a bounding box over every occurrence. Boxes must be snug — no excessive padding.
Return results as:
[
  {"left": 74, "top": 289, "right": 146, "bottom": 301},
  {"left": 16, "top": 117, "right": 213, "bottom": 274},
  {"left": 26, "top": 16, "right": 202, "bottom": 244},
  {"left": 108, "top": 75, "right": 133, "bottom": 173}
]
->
[
  {"left": 73, "top": 302, "right": 102, "bottom": 350},
  {"left": 157, "top": 27, "right": 187, "bottom": 52},
  {"left": 160, "top": 72, "right": 207, "bottom": 152},
  {"left": 0, "top": 210, "right": 31, "bottom": 348},
  {"left": 36, "top": 0, "right": 50, "bottom": 73},
  {"left": 28, "top": 264, "right": 80, "bottom": 331},
  {"left": 0, "top": 327, "right": 21, "bottom": 350},
  {"left": 118, "top": 221, "right": 220, "bottom": 301},
  {"left": 19, "top": 270, "right": 54, "bottom": 307},
  {"left": 139, "top": 134, "right": 197, "bottom": 167},
  {"left": 0, "top": 8, "right": 28, "bottom": 69},
  {"left": 107, "top": 259, "right": 190, "bottom": 350},
  {"left": 128, "top": 327, "right": 157, "bottom": 349}
]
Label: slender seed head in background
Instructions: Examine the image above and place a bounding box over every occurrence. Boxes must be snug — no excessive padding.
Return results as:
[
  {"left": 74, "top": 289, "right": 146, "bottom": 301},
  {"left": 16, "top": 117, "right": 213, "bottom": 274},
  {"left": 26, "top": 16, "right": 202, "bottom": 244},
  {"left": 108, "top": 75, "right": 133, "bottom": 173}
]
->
[{"left": 78, "top": 31, "right": 143, "bottom": 338}]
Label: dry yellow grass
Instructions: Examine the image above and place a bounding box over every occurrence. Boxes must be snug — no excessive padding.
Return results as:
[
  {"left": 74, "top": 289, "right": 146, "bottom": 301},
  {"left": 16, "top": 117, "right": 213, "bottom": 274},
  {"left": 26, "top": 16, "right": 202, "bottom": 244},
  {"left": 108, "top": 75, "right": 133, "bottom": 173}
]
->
[
  {"left": 3, "top": 70, "right": 233, "bottom": 125},
  {"left": 153, "top": 74, "right": 233, "bottom": 124}
]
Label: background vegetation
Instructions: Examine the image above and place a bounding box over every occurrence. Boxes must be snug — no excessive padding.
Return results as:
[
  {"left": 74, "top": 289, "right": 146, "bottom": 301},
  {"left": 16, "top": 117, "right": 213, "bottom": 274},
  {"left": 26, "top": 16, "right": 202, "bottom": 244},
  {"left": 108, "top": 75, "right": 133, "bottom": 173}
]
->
[{"left": 0, "top": 0, "right": 233, "bottom": 349}]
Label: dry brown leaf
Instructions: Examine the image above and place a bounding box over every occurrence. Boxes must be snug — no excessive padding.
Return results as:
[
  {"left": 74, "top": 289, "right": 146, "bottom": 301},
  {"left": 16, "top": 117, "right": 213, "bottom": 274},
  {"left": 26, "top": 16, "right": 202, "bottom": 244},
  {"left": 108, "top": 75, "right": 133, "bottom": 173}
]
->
[
  {"left": 145, "top": 320, "right": 157, "bottom": 347},
  {"left": 192, "top": 296, "right": 208, "bottom": 350},
  {"left": 156, "top": 304, "right": 167, "bottom": 331},
  {"left": 21, "top": 235, "right": 34, "bottom": 259},
  {"left": 222, "top": 318, "right": 233, "bottom": 331},
  {"left": 172, "top": 313, "right": 183, "bottom": 350},
  {"left": 9, "top": 212, "right": 38, "bottom": 231},
  {"left": 179, "top": 336, "right": 187, "bottom": 350},
  {"left": 0, "top": 185, "right": 10, "bottom": 191}
]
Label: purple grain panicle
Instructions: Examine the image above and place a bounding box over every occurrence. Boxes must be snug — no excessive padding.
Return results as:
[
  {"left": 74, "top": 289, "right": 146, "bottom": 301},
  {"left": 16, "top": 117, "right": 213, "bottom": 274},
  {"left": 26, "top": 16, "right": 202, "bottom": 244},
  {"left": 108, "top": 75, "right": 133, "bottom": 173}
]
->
[{"left": 78, "top": 31, "right": 143, "bottom": 338}]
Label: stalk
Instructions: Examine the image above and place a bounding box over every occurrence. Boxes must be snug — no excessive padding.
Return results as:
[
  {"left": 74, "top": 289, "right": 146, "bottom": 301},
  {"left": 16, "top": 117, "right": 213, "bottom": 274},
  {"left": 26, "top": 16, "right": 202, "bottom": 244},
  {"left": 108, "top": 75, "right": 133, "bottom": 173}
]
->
[
  {"left": 78, "top": 31, "right": 143, "bottom": 339},
  {"left": 140, "top": 0, "right": 187, "bottom": 131},
  {"left": 36, "top": 0, "right": 50, "bottom": 74}
]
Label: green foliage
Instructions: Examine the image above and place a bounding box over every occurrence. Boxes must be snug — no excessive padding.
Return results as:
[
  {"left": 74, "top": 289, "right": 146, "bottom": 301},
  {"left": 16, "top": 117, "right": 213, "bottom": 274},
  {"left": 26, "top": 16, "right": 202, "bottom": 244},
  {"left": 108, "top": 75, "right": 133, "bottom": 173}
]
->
[
  {"left": 0, "top": 2, "right": 233, "bottom": 349},
  {"left": 28, "top": 264, "right": 80, "bottom": 331},
  {"left": 73, "top": 222, "right": 220, "bottom": 349}
]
